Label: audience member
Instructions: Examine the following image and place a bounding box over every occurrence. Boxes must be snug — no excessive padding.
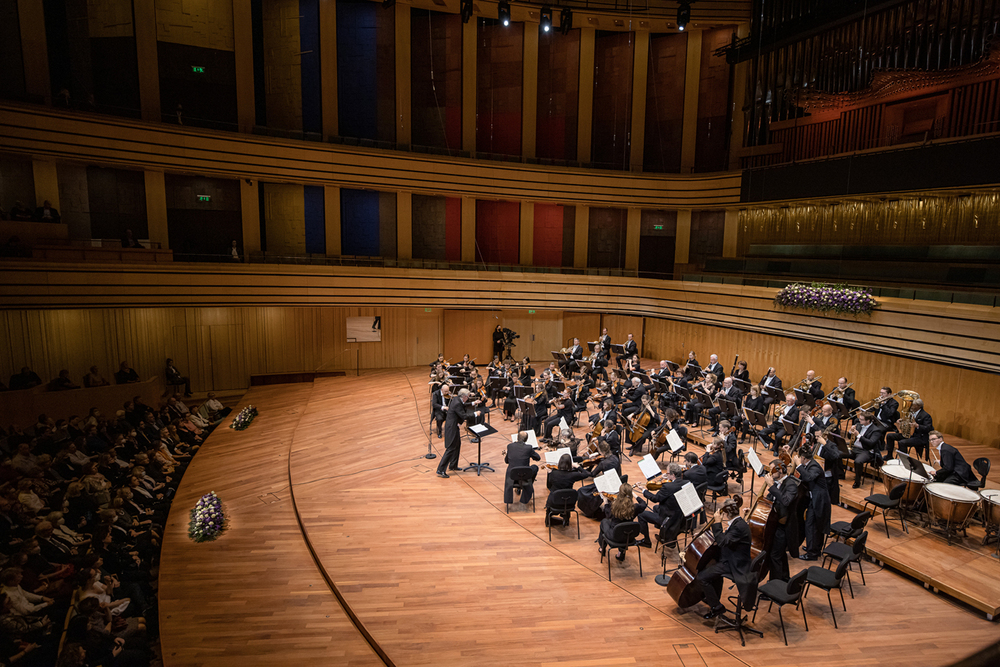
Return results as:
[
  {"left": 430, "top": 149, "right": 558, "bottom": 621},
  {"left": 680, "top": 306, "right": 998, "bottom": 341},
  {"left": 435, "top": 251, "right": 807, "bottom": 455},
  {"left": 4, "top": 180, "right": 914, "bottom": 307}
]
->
[
  {"left": 121, "top": 230, "right": 143, "bottom": 249},
  {"left": 9, "top": 201, "right": 34, "bottom": 221},
  {"left": 83, "top": 366, "right": 111, "bottom": 388},
  {"left": 9, "top": 367, "right": 42, "bottom": 390},
  {"left": 114, "top": 362, "right": 140, "bottom": 385},
  {"left": 48, "top": 370, "right": 80, "bottom": 392},
  {"left": 164, "top": 358, "right": 192, "bottom": 397},
  {"left": 34, "top": 200, "right": 60, "bottom": 223}
]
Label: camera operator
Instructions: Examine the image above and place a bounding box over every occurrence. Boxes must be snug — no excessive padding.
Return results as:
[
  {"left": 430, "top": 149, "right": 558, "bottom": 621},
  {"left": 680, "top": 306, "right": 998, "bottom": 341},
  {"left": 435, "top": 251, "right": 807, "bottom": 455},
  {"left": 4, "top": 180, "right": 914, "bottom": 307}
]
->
[{"left": 493, "top": 325, "right": 505, "bottom": 359}]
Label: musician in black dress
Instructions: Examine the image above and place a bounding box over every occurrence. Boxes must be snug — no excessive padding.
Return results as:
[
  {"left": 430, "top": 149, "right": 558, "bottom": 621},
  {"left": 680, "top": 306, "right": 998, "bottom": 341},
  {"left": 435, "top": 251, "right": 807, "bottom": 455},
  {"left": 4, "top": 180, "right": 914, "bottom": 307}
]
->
[
  {"left": 697, "top": 496, "right": 751, "bottom": 618},
  {"left": 732, "top": 361, "right": 750, "bottom": 383},
  {"left": 763, "top": 461, "right": 800, "bottom": 581},
  {"left": 598, "top": 484, "right": 648, "bottom": 562},
  {"left": 602, "top": 420, "right": 622, "bottom": 460},
  {"left": 794, "top": 443, "right": 831, "bottom": 561},
  {"left": 651, "top": 409, "right": 688, "bottom": 458},
  {"left": 545, "top": 454, "right": 593, "bottom": 526},
  {"left": 436, "top": 389, "right": 479, "bottom": 478},
  {"left": 741, "top": 385, "right": 766, "bottom": 439}
]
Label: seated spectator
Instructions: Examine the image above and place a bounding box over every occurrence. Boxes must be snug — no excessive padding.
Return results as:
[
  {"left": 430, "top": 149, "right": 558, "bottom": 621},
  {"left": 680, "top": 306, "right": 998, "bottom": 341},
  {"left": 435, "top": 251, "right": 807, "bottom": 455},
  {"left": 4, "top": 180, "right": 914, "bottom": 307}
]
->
[
  {"left": 0, "top": 568, "right": 54, "bottom": 617},
  {"left": 9, "top": 201, "right": 34, "bottom": 221},
  {"left": 164, "top": 358, "right": 192, "bottom": 397},
  {"left": 114, "top": 361, "right": 140, "bottom": 385},
  {"left": 165, "top": 396, "right": 190, "bottom": 419},
  {"left": 202, "top": 392, "right": 231, "bottom": 421},
  {"left": 121, "top": 229, "right": 143, "bottom": 249},
  {"left": 83, "top": 366, "right": 111, "bottom": 388},
  {"left": 17, "top": 480, "right": 48, "bottom": 515},
  {"left": 34, "top": 200, "right": 60, "bottom": 223},
  {"left": 9, "top": 367, "right": 42, "bottom": 390},
  {"left": 48, "top": 369, "right": 80, "bottom": 391},
  {"left": 229, "top": 239, "right": 241, "bottom": 261},
  {"left": 0, "top": 590, "right": 58, "bottom": 666}
]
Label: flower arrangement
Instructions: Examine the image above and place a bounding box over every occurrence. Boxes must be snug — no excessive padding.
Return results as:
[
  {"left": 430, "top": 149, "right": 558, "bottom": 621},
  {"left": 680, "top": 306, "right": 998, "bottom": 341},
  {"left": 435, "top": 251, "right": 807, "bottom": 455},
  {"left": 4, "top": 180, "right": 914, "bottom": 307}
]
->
[
  {"left": 773, "top": 282, "right": 878, "bottom": 316},
  {"left": 229, "top": 405, "right": 258, "bottom": 431},
  {"left": 188, "top": 492, "right": 226, "bottom": 542}
]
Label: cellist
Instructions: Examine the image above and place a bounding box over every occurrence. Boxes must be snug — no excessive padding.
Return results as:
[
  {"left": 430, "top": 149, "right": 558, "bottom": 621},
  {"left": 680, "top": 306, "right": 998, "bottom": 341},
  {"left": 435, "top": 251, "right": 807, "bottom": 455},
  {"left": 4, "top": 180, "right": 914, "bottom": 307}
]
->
[
  {"left": 763, "top": 461, "right": 800, "bottom": 582},
  {"left": 697, "top": 496, "right": 751, "bottom": 619}
]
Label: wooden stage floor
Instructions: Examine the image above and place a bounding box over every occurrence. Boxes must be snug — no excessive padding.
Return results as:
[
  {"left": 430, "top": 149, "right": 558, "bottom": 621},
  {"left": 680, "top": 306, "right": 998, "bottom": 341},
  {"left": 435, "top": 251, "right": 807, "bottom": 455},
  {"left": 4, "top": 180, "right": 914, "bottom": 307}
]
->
[{"left": 159, "top": 366, "right": 1000, "bottom": 667}]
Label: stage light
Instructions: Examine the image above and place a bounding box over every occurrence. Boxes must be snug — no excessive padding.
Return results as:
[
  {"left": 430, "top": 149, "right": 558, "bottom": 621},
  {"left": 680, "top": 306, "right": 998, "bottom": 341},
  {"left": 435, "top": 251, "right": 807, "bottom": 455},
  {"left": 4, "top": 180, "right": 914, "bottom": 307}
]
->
[
  {"left": 540, "top": 6, "right": 552, "bottom": 32},
  {"left": 677, "top": 1, "right": 691, "bottom": 31},
  {"left": 559, "top": 7, "right": 572, "bottom": 34},
  {"left": 498, "top": 0, "right": 510, "bottom": 26},
  {"left": 461, "top": 0, "right": 473, "bottom": 23}
]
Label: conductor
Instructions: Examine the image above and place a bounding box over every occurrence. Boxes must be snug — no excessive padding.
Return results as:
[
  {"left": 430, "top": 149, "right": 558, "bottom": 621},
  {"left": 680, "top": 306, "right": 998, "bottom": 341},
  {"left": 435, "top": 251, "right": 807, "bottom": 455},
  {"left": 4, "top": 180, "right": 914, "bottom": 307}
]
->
[{"left": 437, "top": 388, "right": 480, "bottom": 478}]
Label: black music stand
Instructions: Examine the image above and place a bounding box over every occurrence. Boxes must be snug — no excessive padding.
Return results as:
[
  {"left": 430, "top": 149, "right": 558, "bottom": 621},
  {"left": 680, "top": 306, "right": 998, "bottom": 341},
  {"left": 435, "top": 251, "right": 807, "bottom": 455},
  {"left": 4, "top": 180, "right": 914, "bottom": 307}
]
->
[
  {"left": 664, "top": 361, "right": 679, "bottom": 373},
  {"left": 587, "top": 341, "right": 599, "bottom": 353},
  {"left": 552, "top": 351, "right": 568, "bottom": 362},
  {"left": 793, "top": 388, "right": 816, "bottom": 409},
  {"left": 779, "top": 418, "right": 798, "bottom": 448},
  {"left": 830, "top": 400, "right": 851, "bottom": 421},
  {"left": 463, "top": 422, "right": 498, "bottom": 475},
  {"left": 631, "top": 371, "right": 652, "bottom": 385},
  {"left": 762, "top": 386, "right": 785, "bottom": 418},
  {"left": 611, "top": 344, "right": 626, "bottom": 356},
  {"left": 732, "top": 378, "right": 751, "bottom": 394},
  {"left": 675, "top": 386, "right": 692, "bottom": 401},
  {"left": 719, "top": 398, "right": 738, "bottom": 420}
]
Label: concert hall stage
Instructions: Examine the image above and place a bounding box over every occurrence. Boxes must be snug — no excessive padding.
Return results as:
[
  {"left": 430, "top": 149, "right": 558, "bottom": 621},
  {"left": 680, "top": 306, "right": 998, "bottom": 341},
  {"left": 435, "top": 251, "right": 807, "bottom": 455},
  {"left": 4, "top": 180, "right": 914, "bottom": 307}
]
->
[{"left": 158, "top": 366, "right": 1000, "bottom": 667}]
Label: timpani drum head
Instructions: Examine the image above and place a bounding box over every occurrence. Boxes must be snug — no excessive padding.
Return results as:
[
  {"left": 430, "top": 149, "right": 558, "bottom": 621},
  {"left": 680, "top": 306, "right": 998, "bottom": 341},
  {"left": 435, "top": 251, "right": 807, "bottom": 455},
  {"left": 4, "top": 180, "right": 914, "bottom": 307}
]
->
[{"left": 925, "top": 483, "right": 980, "bottom": 503}]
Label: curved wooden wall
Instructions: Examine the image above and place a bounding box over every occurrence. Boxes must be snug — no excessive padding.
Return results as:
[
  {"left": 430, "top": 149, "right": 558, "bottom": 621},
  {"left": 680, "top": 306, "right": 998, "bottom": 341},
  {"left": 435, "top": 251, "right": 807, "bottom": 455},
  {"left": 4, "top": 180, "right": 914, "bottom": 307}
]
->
[{"left": 0, "top": 104, "right": 740, "bottom": 208}]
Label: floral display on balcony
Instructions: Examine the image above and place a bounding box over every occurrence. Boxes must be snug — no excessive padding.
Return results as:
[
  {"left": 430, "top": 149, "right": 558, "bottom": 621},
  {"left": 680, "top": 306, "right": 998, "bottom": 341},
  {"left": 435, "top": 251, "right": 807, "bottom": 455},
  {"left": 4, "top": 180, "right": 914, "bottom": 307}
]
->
[
  {"left": 229, "top": 405, "right": 258, "bottom": 431},
  {"left": 773, "top": 282, "right": 878, "bottom": 316},
  {"left": 188, "top": 492, "right": 226, "bottom": 542}
]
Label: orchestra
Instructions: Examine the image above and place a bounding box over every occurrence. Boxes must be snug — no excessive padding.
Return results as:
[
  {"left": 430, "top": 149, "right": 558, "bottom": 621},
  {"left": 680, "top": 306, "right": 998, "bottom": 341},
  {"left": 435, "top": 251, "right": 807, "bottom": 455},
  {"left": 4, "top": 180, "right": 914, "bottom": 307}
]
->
[{"left": 429, "top": 332, "right": 988, "bottom": 619}]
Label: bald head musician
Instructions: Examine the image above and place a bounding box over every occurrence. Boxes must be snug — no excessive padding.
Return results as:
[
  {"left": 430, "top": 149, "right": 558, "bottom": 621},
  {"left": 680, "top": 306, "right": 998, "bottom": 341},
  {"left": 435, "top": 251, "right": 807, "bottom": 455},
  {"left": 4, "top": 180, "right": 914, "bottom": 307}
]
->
[
  {"left": 929, "top": 431, "right": 978, "bottom": 486},
  {"left": 436, "top": 388, "right": 480, "bottom": 478},
  {"left": 760, "top": 393, "right": 800, "bottom": 454},
  {"left": 503, "top": 431, "right": 541, "bottom": 506}
]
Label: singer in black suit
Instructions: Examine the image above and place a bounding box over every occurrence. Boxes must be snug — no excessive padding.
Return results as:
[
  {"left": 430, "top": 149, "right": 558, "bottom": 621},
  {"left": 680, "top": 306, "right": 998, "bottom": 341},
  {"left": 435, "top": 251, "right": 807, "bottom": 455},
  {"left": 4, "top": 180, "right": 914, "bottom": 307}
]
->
[
  {"left": 929, "top": 432, "right": 978, "bottom": 486},
  {"left": 503, "top": 431, "right": 541, "bottom": 504},
  {"left": 436, "top": 389, "right": 478, "bottom": 478},
  {"left": 697, "top": 497, "right": 751, "bottom": 617}
]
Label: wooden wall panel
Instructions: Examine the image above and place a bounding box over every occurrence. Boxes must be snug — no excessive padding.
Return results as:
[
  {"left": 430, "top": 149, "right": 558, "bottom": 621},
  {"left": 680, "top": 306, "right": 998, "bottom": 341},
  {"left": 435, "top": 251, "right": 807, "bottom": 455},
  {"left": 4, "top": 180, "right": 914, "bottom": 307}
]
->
[
  {"left": 443, "top": 309, "right": 497, "bottom": 363},
  {"left": 601, "top": 314, "right": 644, "bottom": 356},
  {"left": 562, "top": 311, "right": 601, "bottom": 350}
]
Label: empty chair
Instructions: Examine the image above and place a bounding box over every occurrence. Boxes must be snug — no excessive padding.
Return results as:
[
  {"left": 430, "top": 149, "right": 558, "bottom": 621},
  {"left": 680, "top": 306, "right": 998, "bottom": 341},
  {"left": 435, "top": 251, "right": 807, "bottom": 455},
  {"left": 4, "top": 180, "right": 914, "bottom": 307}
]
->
[
  {"left": 754, "top": 568, "right": 809, "bottom": 646},
  {"left": 545, "top": 488, "right": 580, "bottom": 541},
  {"left": 822, "top": 530, "right": 869, "bottom": 594},
  {"left": 967, "top": 457, "right": 991, "bottom": 491},
  {"left": 506, "top": 466, "right": 536, "bottom": 514},
  {"left": 803, "top": 557, "right": 852, "bottom": 629},
  {"left": 862, "top": 482, "right": 908, "bottom": 538},
  {"left": 826, "top": 510, "right": 872, "bottom": 549},
  {"left": 602, "top": 522, "right": 643, "bottom": 581}
]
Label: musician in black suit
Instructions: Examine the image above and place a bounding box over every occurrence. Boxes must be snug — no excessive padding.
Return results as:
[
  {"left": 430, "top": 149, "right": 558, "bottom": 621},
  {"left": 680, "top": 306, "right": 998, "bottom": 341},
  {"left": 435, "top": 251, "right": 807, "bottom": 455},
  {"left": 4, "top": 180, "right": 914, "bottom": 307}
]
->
[
  {"left": 598, "top": 328, "right": 612, "bottom": 352},
  {"left": 621, "top": 378, "right": 647, "bottom": 418},
  {"left": 826, "top": 377, "right": 858, "bottom": 412},
  {"left": 707, "top": 377, "right": 742, "bottom": 433},
  {"left": 929, "top": 432, "right": 978, "bottom": 486},
  {"left": 886, "top": 399, "right": 933, "bottom": 459},
  {"left": 764, "top": 462, "right": 800, "bottom": 582},
  {"left": 436, "top": 389, "right": 479, "bottom": 478},
  {"left": 760, "top": 393, "right": 799, "bottom": 453},
  {"left": 799, "top": 370, "right": 824, "bottom": 404},
  {"left": 602, "top": 421, "right": 622, "bottom": 460},
  {"left": 759, "top": 368, "right": 782, "bottom": 407},
  {"left": 794, "top": 444, "right": 831, "bottom": 561},
  {"left": 697, "top": 496, "right": 751, "bottom": 618},
  {"left": 590, "top": 344, "right": 610, "bottom": 382},
  {"left": 873, "top": 387, "right": 900, "bottom": 426},
  {"left": 682, "top": 451, "right": 708, "bottom": 488},
  {"left": 430, "top": 385, "right": 451, "bottom": 438},
  {"left": 617, "top": 333, "right": 638, "bottom": 369},
  {"left": 590, "top": 398, "right": 617, "bottom": 427},
  {"left": 848, "top": 411, "right": 884, "bottom": 488},
  {"left": 503, "top": 431, "right": 541, "bottom": 505},
  {"left": 560, "top": 338, "right": 584, "bottom": 374},
  {"left": 543, "top": 391, "right": 576, "bottom": 440},
  {"left": 720, "top": 421, "right": 739, "bottom": 466},
  {"left": 704, "top": 354, "right": 724, "bottom": 380},
  {"left": 636, "top": 463, "right": 684, "bottom": 550}
]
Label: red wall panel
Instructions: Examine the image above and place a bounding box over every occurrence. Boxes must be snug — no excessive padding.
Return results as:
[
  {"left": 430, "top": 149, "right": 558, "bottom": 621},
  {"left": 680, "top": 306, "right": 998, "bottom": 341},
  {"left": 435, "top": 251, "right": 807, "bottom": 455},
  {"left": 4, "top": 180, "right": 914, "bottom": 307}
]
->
[
  {"left": 533, "top": 203, "right": 564, "bottom": 267},
  {"left": 445, "top": 197, "right": 462, "bottom": 261},
  {"left": 475, "top": 200, "right": 520, "bottom": 264}
]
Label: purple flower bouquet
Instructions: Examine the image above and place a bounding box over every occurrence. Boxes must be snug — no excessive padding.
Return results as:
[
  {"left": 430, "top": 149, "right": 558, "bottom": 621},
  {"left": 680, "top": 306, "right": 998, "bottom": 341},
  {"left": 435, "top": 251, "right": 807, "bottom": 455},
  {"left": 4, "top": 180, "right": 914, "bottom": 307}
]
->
[
  {"left": 773, "top": 283, "right": 878, "bottom": 316},
  {"left": 188, "top": 491, "right": 226, "bottom": 542}
]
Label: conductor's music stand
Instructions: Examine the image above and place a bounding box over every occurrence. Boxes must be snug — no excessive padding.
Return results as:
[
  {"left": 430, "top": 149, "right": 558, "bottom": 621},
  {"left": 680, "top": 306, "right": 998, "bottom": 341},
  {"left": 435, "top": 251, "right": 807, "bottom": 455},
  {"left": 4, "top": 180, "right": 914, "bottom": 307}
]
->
[{"left": 463, "top": 422, "right": 498, "bottom": 475}]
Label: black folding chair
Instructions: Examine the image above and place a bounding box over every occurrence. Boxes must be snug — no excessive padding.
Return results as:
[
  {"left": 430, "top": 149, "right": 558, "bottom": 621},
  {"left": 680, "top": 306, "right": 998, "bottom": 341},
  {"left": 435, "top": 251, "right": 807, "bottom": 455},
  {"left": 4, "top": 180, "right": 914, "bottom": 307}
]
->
[
  {"left": 803, "top": 557, "right": 852, "bottom": 629},
  {"left": 545, "top": 488, "right": 580, "bottom": 541},
  {"left": 825, "top": 510, "right": 871, "bottom": 549},
  {"left": 862, "top": 482, "right": 908, "bottom": 538},
  {"left": 754, "top": 568, "right": 809, "bottom": 646},
  {"left": 602, "top": 522, "right": 643, "bottom": 581},
  {"left": 822, "top": 531, "right": 869, "bottom": 593},
  {"left": 506, "top": 466, "right": 536, "bottom": 513}
]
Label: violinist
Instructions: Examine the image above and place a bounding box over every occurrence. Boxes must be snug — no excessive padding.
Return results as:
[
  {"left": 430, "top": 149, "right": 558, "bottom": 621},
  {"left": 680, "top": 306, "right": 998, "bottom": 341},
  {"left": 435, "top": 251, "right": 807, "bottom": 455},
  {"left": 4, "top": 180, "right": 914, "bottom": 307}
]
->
[
  {"left": 542, "top": 391, "right": 576, "bottom": 440},
  {"left": 570, "top": 375, "right": 593, "bottom": 413},
  {"left": 429, "top": 353, "right": 446, "bottom": 369},
  {"left": 697, "top": 496, "right": 751, "bottom": 619},
  {"left": 468, "top": 377, "right": 490, "bottom": 429},
  {"left": 622, "top": 378, "right": 647, "bottom": 419},
  {"left": 848, "top": 411, "right": 884, "bottom": 488},
  {"left": 681, "top": 451, "right": 707, "bottom": 488},
  {"left": 651, "top": 408, "right": 687, "bottom": 459},
  {"left": 545, "top": 454, "right": 593, "bottom": 526},
  {"left": 518, "top": 357, "right": 535, "bottom": 385},
  {"left": 583, "top": 439, "right": 621, "bottom": 478},
  {"left": 635, "top": 462, "right": 684, "bottom": 552},
  {"left": 598, "top": 483, "right": 648, "bottom": 563},
  {"left": 521, "top": 380, "right": 548, "bottom": 435},
  {"left": 794, "top": 442, "right": 831, "bottom": 562},
  {"left": 555, "top": 426, "right": 582, "bottom": 458},
  {"left": 430, "top": 383, "right": 451, "bottom": 439},
  {"left": 487, "top": 354, "right": 502, "bottom": 375},
  {"left": 719, "top": 420, "right": 738, "bottom": 466},
  {"left": 707, "top": 377, "right": 742, "bottom": 434},
  {"left": 703, "top": 438, "right": 727, "bottom": 487},
  {"left": 763, "top": 461, "right": 801, "bottom": 581},
  {"left": 503, "top": 431, "right": 540, "bottom": 506},
  {"left": 732, "top": 360, "right": 750, "bottom": 384},
  {"left": 760, "top": 393, "right": 800, "bottom": 454}
]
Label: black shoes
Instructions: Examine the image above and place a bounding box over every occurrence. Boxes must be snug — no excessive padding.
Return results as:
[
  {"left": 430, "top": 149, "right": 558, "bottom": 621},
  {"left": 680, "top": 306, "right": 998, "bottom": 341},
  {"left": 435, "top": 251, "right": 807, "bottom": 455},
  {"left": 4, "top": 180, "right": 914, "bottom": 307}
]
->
[
  {"left": 703, "top": 605, "right": 725, "bottom": 619},
  {"left": 615, "top": 551, "right": 627, "bottom": 562},
  {"left": 635, "top": 538, "right": 652, "bottom": 548},
  {"left": 436, "top": 471, "right": 449, "bottom": 478},
  {"left": 799, "top": 554, "right": 818, "bottom": 561}
]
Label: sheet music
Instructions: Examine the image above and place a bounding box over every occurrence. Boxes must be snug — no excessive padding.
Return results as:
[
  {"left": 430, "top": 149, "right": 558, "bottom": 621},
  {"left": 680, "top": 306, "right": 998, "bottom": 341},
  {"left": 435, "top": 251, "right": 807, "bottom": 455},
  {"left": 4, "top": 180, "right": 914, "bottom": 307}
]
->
[
  {"left": 558, "top": 417, "right": 569, "bottom": 431},
  {"left": 594, "top": 469, "right": 623, "bottom": 495},
  {"left": 511, "top": 431, "right": 539, "bottom": 448},
  {"left": 544, "top": 446, "right": 572, "bottom": 465},
  {"left": 666, "top": 429, "right": 685, "bottom": 452},
  {"left": 638, "top": 454, "right": 661, "bottom": 480},
  {"left": 469, "top": 424, "right": 489, "bottom": 435},
  {"left": 675, "top": 482, "right": 704, "bottom": 517},
  {"left": 746, "top": 448, "right": 764, "bottom": 476}
]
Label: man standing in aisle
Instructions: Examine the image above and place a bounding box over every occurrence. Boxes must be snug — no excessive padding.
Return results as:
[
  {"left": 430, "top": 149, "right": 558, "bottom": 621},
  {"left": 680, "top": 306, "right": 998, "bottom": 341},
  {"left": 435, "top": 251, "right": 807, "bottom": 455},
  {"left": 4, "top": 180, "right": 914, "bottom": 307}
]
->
[{"left": 437, "top": 388, "right": 479, "bottom": 478}]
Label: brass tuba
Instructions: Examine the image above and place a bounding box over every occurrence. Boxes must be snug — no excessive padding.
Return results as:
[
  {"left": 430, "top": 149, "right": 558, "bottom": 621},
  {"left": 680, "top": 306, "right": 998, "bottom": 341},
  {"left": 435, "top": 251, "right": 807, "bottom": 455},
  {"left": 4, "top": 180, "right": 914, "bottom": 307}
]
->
[{"left": 894, "top": 390, "right": 921, "bottom": 438}]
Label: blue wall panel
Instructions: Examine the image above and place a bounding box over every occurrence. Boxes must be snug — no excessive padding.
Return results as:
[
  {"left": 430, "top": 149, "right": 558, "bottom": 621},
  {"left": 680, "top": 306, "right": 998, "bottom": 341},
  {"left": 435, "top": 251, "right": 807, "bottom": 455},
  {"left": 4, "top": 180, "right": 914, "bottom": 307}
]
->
[
  {"left": 341, "top": 188, "right": 379, "bottom": 256},
  {"left": 337, "top": 0, "right": 377, "bottom": 140},
  {"left": 303, "top": 185, "right": 325, "bottom": 254},
  {"left": 299, "top": 0, "right": 322, "bottom": 134}
]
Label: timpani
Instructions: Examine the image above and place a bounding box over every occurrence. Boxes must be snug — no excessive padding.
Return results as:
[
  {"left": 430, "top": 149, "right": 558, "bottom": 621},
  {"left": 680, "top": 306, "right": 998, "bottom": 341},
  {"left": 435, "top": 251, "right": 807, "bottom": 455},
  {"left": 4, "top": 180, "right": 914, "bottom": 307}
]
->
[
  {"left": 880, "top": 461, "right": 931, "bottom": 505},
  {"left": 924, "top": 483, "right": 981, "bottom": 544}
]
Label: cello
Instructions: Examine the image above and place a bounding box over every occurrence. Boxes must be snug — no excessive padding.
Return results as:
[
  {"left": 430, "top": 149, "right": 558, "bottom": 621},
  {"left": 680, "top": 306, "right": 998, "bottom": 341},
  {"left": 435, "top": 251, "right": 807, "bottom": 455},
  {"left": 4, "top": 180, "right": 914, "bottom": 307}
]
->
[{"left": 666, "top": 496, "right": 744, "bottom": 608}]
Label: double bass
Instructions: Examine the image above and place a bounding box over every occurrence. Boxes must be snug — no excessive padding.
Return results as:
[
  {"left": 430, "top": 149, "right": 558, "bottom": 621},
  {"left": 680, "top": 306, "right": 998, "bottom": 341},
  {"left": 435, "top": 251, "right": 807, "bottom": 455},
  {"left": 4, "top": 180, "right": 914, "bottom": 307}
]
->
[{"left": 665, "top": 496, "right": 742, "bottom": 608}]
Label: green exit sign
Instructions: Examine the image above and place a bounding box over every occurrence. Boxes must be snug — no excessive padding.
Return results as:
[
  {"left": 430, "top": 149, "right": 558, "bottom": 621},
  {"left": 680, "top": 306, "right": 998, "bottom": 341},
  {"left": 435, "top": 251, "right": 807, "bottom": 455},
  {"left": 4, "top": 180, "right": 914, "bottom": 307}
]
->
[
  {"left": 424, "top": 308, "right": 432, "bottom": 312},
  {"left": 197, "top": 194, "right": 211, "bottom": 202},
  {"left": 653, "top": 224, "right": 664, "bottom": 230},
  {"left": 528, "top": 310, "right": 536, "bottom": 314},
  {"left": 192, "top": 66, "right": 205, "bottom": 73}
]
